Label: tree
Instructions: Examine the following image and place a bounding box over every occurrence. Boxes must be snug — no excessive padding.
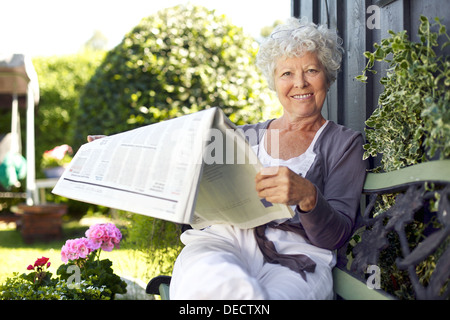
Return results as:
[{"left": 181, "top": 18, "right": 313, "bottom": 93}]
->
[
  {"left": 84, "top": 30, "right": 109, "bottom": 51},
  {"left": 75, "top": 4, "right": 278, "bottom": 148},
  {"left": 260, "top": 20, "right": 284, "bottom": 38}
]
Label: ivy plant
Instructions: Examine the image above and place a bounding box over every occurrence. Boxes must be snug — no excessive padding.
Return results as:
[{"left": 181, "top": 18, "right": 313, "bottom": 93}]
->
[{"left": 357, "top": 15, "right": 450, "bottom": 172}]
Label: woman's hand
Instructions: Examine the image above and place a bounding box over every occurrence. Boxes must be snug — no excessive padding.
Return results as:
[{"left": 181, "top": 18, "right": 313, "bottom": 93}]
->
[
  {"left": 255, "top": 166, "right": 317, "bottom": 212},
  {"left": 87, "top": 135, "right": 106, "bottom": 142}
]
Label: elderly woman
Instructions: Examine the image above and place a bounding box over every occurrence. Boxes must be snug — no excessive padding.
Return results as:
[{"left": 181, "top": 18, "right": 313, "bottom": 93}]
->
[{"left": 170, "top": 18, "right": 368, "bottom": 299}]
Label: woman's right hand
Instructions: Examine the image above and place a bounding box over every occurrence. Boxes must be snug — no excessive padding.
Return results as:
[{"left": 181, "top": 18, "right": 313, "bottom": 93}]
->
[{"left": 255, "top": 166, "right": 317, "bottom": 212}]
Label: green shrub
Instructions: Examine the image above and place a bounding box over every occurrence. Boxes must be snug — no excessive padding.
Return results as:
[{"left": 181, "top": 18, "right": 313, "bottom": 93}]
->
[
  {"left": 75, "top": 4, "right": 277, "bottom": 149},
  {"left": 0, "top": 274, "right": 111, "bottom": 300}
]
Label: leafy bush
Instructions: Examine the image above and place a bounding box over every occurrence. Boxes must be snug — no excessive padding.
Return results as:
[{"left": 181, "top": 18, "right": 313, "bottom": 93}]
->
[
  {"left": 0, "top": 274, "right": 111, "bottom": 300},
  {"left": 75, "top": 4, "right": 277, "bottom": 149}
]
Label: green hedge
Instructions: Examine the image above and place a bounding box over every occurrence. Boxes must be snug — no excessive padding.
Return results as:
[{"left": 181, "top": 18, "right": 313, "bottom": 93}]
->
[{"left": 32, "top": 50, "right": 105, "bottom": 176}]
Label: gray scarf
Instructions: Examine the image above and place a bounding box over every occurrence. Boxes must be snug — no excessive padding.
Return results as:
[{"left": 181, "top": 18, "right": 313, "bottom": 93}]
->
[{"left": 254, "top": 222, "right": 316, "bottom": 281}]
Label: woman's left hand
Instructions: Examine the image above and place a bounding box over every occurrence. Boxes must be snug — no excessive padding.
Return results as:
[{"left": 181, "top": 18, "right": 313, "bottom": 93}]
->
[
  {"left": 87, "top": 135, "right": 106, "bottom": 142},
  {"left": 255, "top": 166, "right": 317, "bottom": 212}
]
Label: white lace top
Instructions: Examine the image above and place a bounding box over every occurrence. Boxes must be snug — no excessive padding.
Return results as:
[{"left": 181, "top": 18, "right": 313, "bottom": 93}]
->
[{"left": 253, "top": 121, "right": 329, "bottom": 178}]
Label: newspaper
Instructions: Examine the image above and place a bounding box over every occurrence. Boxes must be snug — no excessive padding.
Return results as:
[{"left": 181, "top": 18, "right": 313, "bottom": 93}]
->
[{"left": 52, "top": 107, "right": 293, "bottom": 229}]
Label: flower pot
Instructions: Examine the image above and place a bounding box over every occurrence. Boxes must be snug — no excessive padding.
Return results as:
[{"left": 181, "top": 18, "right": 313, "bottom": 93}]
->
[
  {"left": 43, "top": 166, "right": 66, "bottom": 178},
  {"left": 17, "top": 203, "right": 67, "bottom": 243}
]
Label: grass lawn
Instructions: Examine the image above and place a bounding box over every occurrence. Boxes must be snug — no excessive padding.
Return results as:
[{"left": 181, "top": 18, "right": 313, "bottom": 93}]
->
[{"left": 0, "top": 216, "right": 176, "bottom": 299}]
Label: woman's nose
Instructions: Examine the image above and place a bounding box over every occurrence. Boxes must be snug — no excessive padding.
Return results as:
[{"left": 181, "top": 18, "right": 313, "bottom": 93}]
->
[{"left": 294, "top": 73, "right": 308, "bottom": 88}]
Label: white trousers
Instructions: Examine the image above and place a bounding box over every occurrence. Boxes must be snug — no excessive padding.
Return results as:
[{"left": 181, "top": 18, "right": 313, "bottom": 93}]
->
[{"left": 170, "top": 224, "right": 336, "bottom": 300}]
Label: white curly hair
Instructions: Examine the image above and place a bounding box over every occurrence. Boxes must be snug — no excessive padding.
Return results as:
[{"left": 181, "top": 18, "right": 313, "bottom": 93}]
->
[{"left": 256, "top": 17, "right": 344, "bottom": 90}]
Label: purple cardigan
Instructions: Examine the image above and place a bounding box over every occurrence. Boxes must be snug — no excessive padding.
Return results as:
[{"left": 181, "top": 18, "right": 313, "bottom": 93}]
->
[{"left": 239, "top": 120, "right": 369, "bottom": 250}]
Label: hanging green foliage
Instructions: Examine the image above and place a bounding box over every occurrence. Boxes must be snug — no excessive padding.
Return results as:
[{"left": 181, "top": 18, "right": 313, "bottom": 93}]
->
[{"left": 357, "top": 16, "right": 450, "bottom": 173}]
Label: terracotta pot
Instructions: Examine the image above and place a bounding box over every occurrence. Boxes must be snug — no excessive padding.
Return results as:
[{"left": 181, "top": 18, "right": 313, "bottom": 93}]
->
[{"left": 17, "top": 203, "right": 67, "bottom": 243}]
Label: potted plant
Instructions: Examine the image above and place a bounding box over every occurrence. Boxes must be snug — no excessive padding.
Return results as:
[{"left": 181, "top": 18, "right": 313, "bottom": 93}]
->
[
  {"left": 41, "top": 144, "right": 73, "bottom": 178},
  {"left": 0, "top": 223, "right": 127, "bottom": 300}
]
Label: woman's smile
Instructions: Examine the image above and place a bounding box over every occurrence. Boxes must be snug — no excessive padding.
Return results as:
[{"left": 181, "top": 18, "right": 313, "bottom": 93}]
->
[{"left": 291, "top": 93, "right": 314, "bottom": 100}]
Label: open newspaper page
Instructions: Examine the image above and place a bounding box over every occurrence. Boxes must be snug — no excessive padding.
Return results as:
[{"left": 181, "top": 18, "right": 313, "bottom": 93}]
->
[
  {"left": 192, "top": 110, "right": 294, "bottom": 229},
  {"left": 53, "top": 107, "right": 294, "bottom": 228},
  {"left": 52, "top": 108, "right": 215, "bottom": 225}
]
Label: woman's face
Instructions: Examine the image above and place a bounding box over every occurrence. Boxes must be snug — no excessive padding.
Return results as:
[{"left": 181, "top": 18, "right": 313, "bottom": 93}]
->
[{"left": 274, "top": 52, "right": 329, "bottom": 121}]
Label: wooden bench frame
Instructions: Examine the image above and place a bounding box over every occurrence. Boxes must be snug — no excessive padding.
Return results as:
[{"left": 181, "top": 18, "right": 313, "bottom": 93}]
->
[{"left": 147, "top": 159, "right": 450, "bottom": 300}]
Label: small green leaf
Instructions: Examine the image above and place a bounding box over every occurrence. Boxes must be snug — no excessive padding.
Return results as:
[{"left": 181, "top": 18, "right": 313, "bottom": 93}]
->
[{"left": 356, "top": 74, "right": 367, "bottom": 83}]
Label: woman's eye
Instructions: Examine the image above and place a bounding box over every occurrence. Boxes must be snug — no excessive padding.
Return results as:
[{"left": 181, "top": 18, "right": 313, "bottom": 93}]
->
[
  {"left": 281, "top": 71, "right": 291, "bottom": 77},
  {"left": 307, "top": 69, "right": 318, "bottom": 74}
]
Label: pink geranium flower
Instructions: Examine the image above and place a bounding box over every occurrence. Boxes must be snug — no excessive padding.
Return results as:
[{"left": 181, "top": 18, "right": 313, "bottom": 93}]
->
[
  {"left": 61, "top": 238, "right": 92, "bottom": 263},
  {"left": 85, "top": 223, "right": 122, "bottom": 252},
  {"left": 61, "top": 223, "right": 122, "bottom": 264}
]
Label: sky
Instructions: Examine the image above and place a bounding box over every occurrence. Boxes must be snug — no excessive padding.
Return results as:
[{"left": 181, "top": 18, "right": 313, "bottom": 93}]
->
[{"left": 1, "top": 0, "right": 291, "bottom": 57}]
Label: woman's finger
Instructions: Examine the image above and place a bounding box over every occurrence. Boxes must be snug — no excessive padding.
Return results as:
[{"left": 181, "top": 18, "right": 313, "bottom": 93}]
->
[{"left": 87, "top": 135, "right": 106, "bottom": 142}]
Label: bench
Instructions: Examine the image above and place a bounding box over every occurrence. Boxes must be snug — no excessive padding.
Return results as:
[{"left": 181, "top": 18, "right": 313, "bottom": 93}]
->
[{"left": 146, "top": 159, "right": 450, "bottom": 300}]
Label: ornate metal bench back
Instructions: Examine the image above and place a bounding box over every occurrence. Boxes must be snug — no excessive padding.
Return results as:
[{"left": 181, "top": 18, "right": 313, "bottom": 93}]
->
[{"left": 339, "top": 160, "right": 450, "bottom": 300}]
